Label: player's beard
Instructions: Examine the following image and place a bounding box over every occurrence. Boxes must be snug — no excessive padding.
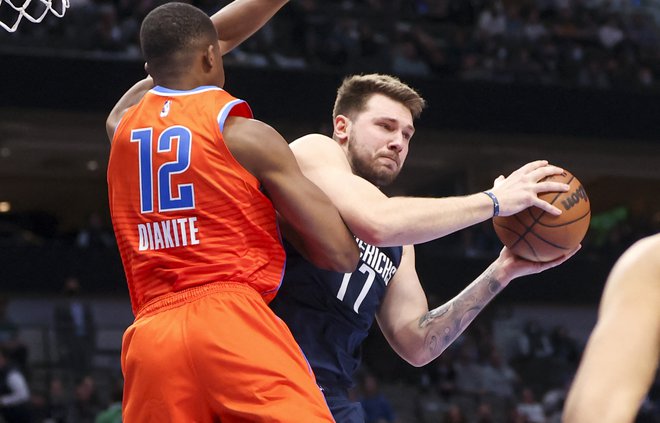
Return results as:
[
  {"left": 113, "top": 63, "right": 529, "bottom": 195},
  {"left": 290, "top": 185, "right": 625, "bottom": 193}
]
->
[{"left": 346, "top": 130, "right": 401, "bottom": 187}]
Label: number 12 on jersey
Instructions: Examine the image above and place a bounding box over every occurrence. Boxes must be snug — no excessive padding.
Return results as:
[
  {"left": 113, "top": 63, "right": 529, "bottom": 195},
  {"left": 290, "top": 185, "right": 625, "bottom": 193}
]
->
[{"left": 131, "top": 126, "right": 195, "bottom": 214}]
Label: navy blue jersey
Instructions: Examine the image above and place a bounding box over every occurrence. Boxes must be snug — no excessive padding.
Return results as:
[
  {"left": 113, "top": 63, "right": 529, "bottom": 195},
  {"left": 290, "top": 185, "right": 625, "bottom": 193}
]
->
[{"left": 270, "top": 237, "right": 403, "bottom": 391}]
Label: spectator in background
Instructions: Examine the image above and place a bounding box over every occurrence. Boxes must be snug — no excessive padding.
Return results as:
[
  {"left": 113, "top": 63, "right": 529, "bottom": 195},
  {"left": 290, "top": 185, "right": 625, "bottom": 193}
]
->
[
  {"left": 45, "top": 376, "right": 68, "bottom": 423},
  {"left": 391, "top": 38, "right": 432, "bottom": 76},
  {"left": 442, "top": 404, "right": 468, "bottom": 423},
  {"left": 517, "top": 320, "right": 553, "bottom": 360},
  {"left": 414, "top": 382, "right": 447, "bottom": 423},
  {"left": 597, "top": 15, "right": 624, "bottom": 49},
  {"left": 452, "top": 343, "right": 484, "bottom": 413},
  {"left": 549, "top": 325, "right": 579, "bottom": 365},
  {"left": 66, "top": 375, "right": 101, "bottom": 423},
  {"left": 474, "top": 402, "right": 495, "bottom": 423},
  {"left": 434, "top": 351, "right": 458, "bottom": 400},
  {"left": 359, "top": 373, "right": 396, "bottom": 423},
  {"left": 0, "top": 298, "right": 28, "bottom": 374},
  {"left": 53, "top": 277, "right": 96, "bottom": 380},
  {"left": 477, "top": 2, "right": 507, "bottom": 37},
  {"left": 516, "top": 387, "right": 546, "bottom": 423},
  {"left": 94, "top": 378, "right": 122, "bottom": 423},
  {"left": 480, "top": 348, "right": 519, "bottom": 419},
  {"left": 76, "top": 212, "right": 115, "bottom": 249},
  {"left": 0, "top": 348, "right": 31, "bottom": 423},
  {"left": 542, "top": 378, "right": 571, "bottom": 423},
  {"left": 523, "top": 8, "right": 548, "bottom": 42}
]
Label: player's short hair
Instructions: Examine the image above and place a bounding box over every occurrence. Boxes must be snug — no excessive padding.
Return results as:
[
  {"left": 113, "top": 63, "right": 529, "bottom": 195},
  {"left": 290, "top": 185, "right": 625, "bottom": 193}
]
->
[
  {"left": 140, "top": 2, "right": 217, "bottom": 65},
  {"left": 332, "top": 74, "right": 426, "bottom": 120}
]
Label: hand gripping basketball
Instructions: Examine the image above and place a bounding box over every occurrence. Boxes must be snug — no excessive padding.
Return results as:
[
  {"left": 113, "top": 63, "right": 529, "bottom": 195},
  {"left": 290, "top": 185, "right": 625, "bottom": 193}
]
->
[{"left": 492, "top": 168, "right": 591, "bottom": 262}]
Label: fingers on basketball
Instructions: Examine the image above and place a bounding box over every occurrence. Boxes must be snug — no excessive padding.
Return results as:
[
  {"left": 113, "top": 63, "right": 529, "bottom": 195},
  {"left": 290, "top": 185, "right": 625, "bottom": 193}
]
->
[{"left": 493, "top": 169, "right": 591, "bottom": 262}]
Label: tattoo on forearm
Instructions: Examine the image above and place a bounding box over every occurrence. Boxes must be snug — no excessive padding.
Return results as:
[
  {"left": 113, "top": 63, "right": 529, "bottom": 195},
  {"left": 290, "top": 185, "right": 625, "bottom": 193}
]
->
[{"left": 419, "top": 269, "right": 503, "bottom": 358}]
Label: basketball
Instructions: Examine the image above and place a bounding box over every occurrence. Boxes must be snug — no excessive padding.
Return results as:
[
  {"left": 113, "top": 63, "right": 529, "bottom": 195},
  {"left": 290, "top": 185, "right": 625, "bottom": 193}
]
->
[{"left": 493, "top": 169, "right": 591, "bottom": 262}]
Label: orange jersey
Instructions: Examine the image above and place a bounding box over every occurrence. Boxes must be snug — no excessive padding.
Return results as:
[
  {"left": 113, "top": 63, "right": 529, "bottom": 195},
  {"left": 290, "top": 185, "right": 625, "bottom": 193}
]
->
[{"left": 108, "top": 86, "right": 285, "bottom": 314}]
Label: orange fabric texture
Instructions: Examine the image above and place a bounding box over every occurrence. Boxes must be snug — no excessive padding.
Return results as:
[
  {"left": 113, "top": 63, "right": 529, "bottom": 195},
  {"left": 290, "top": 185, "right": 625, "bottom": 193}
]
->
[
  {"left": 121, "top": 283, "right": 335, "bottom": 422},
  {"left": 108, "top": 87, "right": 333, "bottom": 421},
  {"left": 108, "top": 86, "right": 285, "bottom": 314}
]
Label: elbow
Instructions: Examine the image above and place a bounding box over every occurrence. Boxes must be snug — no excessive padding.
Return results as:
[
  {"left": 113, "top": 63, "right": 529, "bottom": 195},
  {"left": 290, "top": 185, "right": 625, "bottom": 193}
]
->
[
  {"left": 353, "top": 219, "right": 393, "bottom": 247},
  {"left": 394, "top": 346, "right": 432, "bottom": 368},
  {"left": 337, "top": 242, "right": 360, "bottom": 272},
  {"left": 405, "top": 354, "right": 432, "bottom": 368}
]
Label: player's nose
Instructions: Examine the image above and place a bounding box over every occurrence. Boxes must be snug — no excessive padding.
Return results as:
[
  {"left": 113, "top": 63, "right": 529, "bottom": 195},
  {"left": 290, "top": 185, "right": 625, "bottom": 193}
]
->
[{"left": 388, "top": 134, "right": 405, "bottom": 152}]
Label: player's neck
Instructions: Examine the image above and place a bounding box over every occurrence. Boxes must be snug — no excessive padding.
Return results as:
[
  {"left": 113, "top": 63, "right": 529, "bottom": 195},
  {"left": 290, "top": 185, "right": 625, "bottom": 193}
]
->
[{"left": 153, "top": 74, "right": 217, "bottom": 91}]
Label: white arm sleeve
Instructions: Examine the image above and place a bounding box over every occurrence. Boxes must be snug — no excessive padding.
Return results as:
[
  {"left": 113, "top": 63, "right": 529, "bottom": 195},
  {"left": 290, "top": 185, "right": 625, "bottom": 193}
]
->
[{"left": 0, "top": 370, "right": 30, "bottom": 406}]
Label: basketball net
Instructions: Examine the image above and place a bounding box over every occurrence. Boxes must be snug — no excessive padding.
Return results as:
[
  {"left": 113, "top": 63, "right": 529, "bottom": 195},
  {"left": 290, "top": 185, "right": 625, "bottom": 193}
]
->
[{"left": 0, "top": 0, "right": 69, "bottom": 32}]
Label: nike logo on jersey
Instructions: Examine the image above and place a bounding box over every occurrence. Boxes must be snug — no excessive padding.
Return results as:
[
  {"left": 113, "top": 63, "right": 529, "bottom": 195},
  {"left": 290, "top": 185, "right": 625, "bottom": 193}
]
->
[{"left": 160, "top": 100, "right": 171, "bottom": 118}]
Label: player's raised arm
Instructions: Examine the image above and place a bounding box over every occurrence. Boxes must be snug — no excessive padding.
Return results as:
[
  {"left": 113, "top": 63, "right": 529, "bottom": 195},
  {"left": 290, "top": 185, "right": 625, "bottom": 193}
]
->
[
  {"left": 107, "top": 0, "right": 289, "bottom": 142},
  {"left": 223, "top": 116, "right": 359, "bottom": 273},
  {"left": 291, "top": 134, "right": 568, "bottom": 247},
  {"left": 213, "top": 0, "right": 288, "bottom": 54},
  {"left": 563, "top": 234, "right": 660, "bottom": 423}
]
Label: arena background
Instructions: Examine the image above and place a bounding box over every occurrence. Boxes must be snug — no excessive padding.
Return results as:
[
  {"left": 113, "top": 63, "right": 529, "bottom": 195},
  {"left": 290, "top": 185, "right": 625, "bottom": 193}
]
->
[{"left": 0, "top": 0, "right": 659, "bottom": 421}]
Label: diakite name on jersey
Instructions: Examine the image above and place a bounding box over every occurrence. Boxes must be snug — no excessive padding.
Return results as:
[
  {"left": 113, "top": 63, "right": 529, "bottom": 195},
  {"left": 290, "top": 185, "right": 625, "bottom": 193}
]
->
[
  {"left": 137, "top": 217, "right": 200, "bottom": 251},
  {"left": 355, "top": 237, "right": 397, "bottom": 284}
]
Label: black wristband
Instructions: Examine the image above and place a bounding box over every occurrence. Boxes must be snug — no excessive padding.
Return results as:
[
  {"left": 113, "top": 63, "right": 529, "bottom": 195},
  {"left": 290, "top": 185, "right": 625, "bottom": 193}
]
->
[{"left": 483, "top": 191, "right": 500, "bottom": 217}]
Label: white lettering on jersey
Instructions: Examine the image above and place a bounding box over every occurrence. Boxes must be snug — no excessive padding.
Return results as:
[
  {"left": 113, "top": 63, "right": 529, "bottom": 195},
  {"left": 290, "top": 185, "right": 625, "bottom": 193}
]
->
[
  {"left": 355, "top": 237, "right": 397, "bottom": 285},
  {"left": 137, "top": 217, "right": 200, "bottom": 251}
]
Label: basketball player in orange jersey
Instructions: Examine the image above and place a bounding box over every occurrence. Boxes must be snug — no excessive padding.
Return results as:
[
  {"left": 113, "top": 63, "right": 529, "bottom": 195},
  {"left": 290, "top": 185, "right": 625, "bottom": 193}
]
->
[
  {"left": 563, "top": 233, "right": 660, "bottom": 423},
  {"left": 106, "top": 2, "right": 359, "bottom": 422},
  {"left": 268, "top": 74, "right": 582, "bottom": 422}
]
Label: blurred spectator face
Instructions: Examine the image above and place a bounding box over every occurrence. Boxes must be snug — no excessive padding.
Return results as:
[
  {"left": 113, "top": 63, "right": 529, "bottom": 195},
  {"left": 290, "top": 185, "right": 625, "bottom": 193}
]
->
[{"left": 64, "top": 277, "right": 81, "bottom": 296}]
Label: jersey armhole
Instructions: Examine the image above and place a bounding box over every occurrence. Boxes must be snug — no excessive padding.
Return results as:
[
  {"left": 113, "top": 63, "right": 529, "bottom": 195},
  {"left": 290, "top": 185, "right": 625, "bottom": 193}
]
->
[{"left": 215, "top": 100, "right": 260, "bottom": 189}]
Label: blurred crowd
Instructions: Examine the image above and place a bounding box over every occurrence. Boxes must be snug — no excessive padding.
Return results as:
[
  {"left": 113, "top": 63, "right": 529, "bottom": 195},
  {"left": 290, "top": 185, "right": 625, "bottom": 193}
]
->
[
  {"left": 354, "top": 313, "right": 660, "bottom": 423},
  {"left": 1, "top": 284, "right": 658, "bottom": 422},
  {"left": 0, "top": 277, "right": 122, "bottom": 423},
  {"left": 3, "top": 0, "right": 660, "bottom": 92}
]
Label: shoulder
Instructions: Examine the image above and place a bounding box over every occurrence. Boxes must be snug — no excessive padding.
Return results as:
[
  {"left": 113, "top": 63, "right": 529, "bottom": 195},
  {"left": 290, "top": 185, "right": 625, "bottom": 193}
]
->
[
  {"left": 601, "top": 234, "right": 660, "bottom": 314},
  {"left": 628, "top": 233, "right": 660, "bottom": 261},
  {"left": 222, "top": 116, "right": 293, "bottom": 178},
  {"left": 609, "top": 234, "right": 660, "bottom": 282},
  {"left": 222, "top": 116, "right": 288, "bottom": 154},
  {"left": 289, "top": 133, "right": 350, "bottom": 171},
  {"left": 290, "top": 134, "right": 344, "bottom": 159}
]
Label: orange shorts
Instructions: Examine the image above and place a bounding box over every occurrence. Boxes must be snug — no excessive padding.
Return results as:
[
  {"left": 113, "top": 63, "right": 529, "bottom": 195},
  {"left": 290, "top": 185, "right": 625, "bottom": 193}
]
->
[{"left": 121, "top": 282, "right": 334, "bottom": 422}]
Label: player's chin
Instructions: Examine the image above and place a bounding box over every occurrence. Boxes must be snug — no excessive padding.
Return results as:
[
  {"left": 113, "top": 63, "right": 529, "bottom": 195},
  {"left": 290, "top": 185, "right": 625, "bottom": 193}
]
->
[{"left": 373, "top": 169, "right": 399, "bottom": 187}]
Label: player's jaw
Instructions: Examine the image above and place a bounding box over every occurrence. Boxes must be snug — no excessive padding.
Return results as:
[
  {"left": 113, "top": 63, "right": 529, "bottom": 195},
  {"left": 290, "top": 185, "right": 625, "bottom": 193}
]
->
[{"left": 346, "top": 133, "right": 403, "bottom": 187}]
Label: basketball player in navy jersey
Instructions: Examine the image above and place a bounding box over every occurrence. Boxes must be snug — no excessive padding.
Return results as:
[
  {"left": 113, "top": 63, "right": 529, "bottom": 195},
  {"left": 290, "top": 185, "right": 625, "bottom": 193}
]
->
[{"left": 269, "top": 74, "right": 580, "bottom": 422}]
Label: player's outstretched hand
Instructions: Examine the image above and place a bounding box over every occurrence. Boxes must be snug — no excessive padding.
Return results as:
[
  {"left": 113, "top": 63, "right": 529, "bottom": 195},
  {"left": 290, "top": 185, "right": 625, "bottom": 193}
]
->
[
  {"left": 490, "top": 160, "right": 570, "bottom": 217},
  {"left": 496, "top": 244, "right": 581, "bottom": 283}
]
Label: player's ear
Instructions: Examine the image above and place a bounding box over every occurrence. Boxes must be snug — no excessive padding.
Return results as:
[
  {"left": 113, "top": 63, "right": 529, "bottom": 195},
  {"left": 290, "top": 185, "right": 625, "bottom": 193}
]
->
[
  {"left": 334, "top": 115, "right": 350, "bottom": 144},
  {"left": 144, "top": 62, "right": 150, "bottom": 76},
  {"left": 203, "top": 44, "right": 215, "bottom": 69}
]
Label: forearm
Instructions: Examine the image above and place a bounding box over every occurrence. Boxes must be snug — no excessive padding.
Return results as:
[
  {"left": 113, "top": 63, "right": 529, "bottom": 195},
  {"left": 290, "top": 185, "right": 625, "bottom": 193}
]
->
[
  {"left": 275, "top": 180, "right": 359, "bottom": 272},
  {"left": 212, "top": 0, "right": 288, "bottom": 53},
  {"left": 361, "top": 193, "right": 493, "bottom": 247},
  {"left": 0, "top": 372, "right": 29, "bottom": 406},
  {"left": 411, "top": 265, "right": 507, "bottom": 366}
]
